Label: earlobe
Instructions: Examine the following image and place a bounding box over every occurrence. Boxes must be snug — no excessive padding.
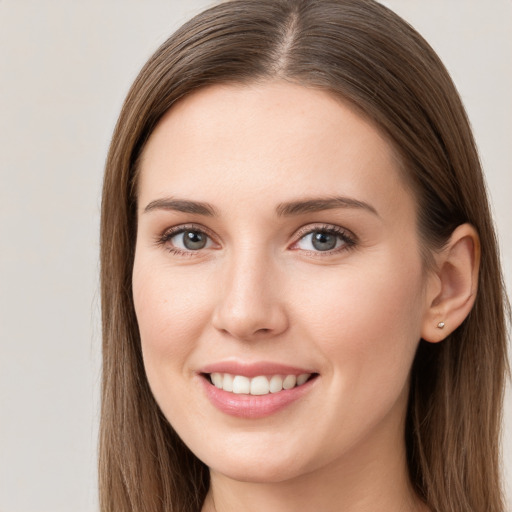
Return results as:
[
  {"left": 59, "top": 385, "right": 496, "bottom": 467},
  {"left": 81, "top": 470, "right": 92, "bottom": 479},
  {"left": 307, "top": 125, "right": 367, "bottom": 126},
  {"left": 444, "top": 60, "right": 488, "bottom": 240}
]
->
[{"left": 421, "top": 223, "right": 480, "bottom": 343}]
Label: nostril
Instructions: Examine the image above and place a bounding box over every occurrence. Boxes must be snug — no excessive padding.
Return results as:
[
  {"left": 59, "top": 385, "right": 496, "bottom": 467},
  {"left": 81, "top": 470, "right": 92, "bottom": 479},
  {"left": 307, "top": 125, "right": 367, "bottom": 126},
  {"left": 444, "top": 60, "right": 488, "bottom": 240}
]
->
[{"left": 212, "top": 300, "right": 289, "bottom": 340}]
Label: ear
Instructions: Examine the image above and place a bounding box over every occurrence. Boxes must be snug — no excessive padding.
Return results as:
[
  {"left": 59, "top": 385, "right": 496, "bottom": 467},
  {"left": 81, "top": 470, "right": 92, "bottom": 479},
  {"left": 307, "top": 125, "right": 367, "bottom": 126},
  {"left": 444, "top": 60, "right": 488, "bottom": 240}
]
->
[{"left": 421, "top": 223, "right": 480, "bottom": 343}]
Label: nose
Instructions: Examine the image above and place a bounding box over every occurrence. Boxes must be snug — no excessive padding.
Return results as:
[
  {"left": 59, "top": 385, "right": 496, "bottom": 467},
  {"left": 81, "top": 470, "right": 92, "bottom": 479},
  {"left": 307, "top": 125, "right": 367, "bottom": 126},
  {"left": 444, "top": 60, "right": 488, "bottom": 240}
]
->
[{"left": 211, "top": 248, "right": 289, "bottom": 341}]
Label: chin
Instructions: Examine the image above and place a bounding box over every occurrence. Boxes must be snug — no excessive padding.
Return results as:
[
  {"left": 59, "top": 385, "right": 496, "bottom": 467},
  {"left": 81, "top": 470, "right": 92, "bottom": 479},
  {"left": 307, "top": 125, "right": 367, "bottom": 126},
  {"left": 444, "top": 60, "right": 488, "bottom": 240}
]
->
[
  {"left": 210, "top": 459, "right": 304, "bottom": 484},
  {"left": 199, "top": 440, "right": 318, "bottom": 485}
]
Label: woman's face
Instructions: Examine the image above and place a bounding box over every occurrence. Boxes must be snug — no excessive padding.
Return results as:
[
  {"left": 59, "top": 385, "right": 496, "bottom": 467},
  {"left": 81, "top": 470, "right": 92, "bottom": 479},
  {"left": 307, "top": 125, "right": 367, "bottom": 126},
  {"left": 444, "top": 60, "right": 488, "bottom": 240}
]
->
[{"left": 133, "top": 82, "right": 434, "bottom": 483}]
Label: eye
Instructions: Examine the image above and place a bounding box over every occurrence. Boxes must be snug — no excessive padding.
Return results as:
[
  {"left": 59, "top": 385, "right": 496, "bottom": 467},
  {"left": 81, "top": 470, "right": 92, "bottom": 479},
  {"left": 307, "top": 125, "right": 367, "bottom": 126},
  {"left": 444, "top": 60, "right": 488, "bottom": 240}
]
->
[
  {"left": 293, "top": 226, "right": 356, "bottom": 253},
  {"left": 158, "top": 226, "right": 215, "bottom": 253},
  {"left": 174, "top": 229, "right": 211, "bottom": 250}
]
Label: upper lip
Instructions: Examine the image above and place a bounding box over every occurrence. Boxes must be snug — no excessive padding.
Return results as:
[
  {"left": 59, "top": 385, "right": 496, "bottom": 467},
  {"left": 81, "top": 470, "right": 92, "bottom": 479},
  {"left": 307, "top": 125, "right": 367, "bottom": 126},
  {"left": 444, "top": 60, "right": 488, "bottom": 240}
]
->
[{"left": 199, "top": 360, "right": 317, "bottom": 378}]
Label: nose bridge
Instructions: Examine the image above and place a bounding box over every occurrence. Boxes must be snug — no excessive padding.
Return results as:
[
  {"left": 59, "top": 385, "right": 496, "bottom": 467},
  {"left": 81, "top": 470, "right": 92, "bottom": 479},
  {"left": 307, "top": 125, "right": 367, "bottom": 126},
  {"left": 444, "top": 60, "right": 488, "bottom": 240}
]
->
[{"left": 212, "top": 242, "right": 287, "bottom": 340}]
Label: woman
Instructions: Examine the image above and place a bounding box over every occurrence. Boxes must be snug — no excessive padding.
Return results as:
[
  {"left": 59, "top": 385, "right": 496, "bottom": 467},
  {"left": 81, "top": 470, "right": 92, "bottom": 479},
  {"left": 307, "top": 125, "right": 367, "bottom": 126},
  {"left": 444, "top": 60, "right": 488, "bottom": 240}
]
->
[{"left": 99, "top": 1, "right": 509, "bottom": 511}]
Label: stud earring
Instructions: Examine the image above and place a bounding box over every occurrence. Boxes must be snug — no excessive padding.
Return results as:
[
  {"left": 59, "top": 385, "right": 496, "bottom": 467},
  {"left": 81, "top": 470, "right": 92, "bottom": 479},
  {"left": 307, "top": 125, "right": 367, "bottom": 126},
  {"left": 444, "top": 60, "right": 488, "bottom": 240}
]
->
[{"left": 437, "top": 321, "right": 445, "bottom": 329}]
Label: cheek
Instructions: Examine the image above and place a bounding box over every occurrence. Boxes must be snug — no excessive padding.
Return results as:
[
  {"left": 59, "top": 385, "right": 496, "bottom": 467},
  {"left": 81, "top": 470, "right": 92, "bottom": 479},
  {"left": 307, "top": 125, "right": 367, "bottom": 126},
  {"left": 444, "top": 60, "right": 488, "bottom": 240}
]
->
[
  {"left": 132, "top": 259, "right": 214, "bottom": 382},
  {"left": 293, "top": 256, "right": 425, "bottom": 382},
  {"left": 286, "top": 258, "right": 425, "bottom": 454}
]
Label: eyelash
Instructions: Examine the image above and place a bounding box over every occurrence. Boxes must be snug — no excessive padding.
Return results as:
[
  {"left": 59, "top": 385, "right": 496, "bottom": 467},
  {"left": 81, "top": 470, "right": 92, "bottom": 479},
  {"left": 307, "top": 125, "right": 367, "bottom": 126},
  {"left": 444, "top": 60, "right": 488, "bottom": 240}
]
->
[
  {"left": 155, "top": 223, "right": 357, "bottom": 257},
  {"left": 291, "top": 224, "right": 357, "bottom": 256},
  {"left": 155, "top": 224, "right": 216, "bottom": 257}
]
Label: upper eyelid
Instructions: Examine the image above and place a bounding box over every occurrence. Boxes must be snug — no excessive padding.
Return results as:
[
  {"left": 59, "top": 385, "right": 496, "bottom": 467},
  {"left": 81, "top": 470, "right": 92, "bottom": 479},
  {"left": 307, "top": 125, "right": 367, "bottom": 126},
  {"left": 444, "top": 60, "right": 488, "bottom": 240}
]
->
[
  {"left": 293, "top": 223, "right": 356, "bottom": 240},
  {"left": 160, "top": 223, "right": 216, "bottom": 239}
]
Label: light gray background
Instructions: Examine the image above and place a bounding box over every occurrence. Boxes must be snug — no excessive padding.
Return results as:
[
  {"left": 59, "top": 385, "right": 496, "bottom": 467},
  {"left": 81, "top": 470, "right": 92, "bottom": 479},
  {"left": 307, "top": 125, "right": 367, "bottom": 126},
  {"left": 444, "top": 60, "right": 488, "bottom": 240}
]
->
[{"left": 0, "top": 1, "right": 510, "bottom": 511}]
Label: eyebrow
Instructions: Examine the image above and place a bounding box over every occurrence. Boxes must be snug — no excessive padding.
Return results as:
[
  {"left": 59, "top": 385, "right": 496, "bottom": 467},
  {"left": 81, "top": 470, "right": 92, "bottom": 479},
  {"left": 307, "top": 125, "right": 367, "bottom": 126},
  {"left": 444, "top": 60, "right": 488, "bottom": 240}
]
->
[
  {"left": 143, "top": 198, "right": 218, "bottom": 216},
  {"left": 142, "top": 195, "right": 379, "bottom": 217},
  {"left": 276, "top": 196, "right": 379, "bottom": 217}
]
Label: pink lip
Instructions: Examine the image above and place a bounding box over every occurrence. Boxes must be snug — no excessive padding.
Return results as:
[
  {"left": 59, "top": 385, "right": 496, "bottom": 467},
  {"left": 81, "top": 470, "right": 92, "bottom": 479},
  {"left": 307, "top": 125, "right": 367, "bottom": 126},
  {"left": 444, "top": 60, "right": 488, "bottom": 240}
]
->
[
  {"left": 198, "top": 361, "right": 318, "bottom": 419},
  {"left": 200, "top": 361, "right": 315, "bottom": 378}
]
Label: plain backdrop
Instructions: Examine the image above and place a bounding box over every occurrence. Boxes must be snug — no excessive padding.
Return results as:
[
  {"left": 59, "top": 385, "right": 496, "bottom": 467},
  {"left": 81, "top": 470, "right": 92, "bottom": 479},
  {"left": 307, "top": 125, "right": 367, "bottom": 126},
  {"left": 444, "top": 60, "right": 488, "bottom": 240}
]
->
[{"left": 0, "top": 1, "right": 510, "bottom": 511}]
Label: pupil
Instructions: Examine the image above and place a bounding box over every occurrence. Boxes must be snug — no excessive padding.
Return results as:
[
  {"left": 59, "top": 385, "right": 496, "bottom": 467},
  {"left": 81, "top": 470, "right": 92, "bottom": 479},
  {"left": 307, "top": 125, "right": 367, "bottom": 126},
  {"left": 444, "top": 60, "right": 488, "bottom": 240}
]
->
[
  {"left": 183, "top": 230, "right": 207, "bottom": 250},
  {"left": 312, "top": 231, "right": 336, "bottom": 251}
]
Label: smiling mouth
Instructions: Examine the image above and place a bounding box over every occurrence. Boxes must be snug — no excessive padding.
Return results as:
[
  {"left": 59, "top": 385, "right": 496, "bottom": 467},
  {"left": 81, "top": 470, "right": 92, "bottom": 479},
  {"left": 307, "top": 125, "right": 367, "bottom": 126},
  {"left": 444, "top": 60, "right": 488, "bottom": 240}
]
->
[{"left": 204, "top": 372, "right": 318, "bottom": 396}]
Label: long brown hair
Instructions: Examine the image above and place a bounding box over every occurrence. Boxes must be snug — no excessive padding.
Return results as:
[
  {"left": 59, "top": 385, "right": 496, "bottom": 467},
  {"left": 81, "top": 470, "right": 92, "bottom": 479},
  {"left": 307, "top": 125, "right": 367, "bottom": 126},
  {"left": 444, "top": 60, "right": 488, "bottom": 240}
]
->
[{"left": 99, "top": 1, "right": 509, "bottom": 510}]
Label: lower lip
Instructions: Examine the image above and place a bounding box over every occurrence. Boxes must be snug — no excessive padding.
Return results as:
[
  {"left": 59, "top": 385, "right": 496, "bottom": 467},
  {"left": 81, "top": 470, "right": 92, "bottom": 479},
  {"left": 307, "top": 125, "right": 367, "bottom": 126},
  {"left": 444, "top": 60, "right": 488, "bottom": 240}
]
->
[{"left": 200, "top": 376, "right": 317, "bottom": 419}]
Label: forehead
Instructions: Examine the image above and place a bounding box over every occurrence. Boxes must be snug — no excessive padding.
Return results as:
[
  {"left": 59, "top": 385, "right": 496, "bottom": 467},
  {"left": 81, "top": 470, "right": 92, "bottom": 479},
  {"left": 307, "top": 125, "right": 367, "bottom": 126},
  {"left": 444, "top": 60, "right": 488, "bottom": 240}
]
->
[{"left": 137, "top": 81, "right": 413, "bottom": 221}]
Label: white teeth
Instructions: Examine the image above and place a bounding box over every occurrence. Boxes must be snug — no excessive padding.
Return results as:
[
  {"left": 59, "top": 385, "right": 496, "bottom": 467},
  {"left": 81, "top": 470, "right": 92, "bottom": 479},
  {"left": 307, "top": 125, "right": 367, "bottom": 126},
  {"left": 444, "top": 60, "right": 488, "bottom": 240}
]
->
[
  {"left": 232, "top": 375, "right": 250, "bottom": 394},
  {"left": 211, "top": 372, "right": 223, "bottom": 389},
  {"left": 223, "top": 373, "right": 234, "bottom": 392},
  {"left": 297, "top": 373, "right": 309, "bottom": 386},
  {"left": 282, "top": 374, "right": 297, "bottom": 390},
  {"left": 209, "top": 372, "right": 312, "bottom": 395},
  {"left": 269, "top": 375, "right": 283, "bottom": 393},
  {"left": 250, "top": 376, "right": 270, "bottom": 395}
]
